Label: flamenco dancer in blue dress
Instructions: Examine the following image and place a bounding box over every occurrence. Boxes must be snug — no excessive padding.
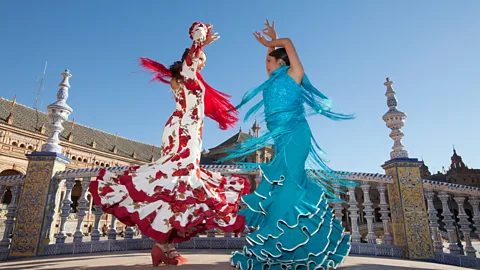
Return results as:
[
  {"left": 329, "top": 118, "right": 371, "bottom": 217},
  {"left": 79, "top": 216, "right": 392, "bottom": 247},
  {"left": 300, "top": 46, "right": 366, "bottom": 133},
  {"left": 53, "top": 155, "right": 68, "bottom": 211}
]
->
[{"left": 221, "top": 19, "right": 355, "bottom": 270}]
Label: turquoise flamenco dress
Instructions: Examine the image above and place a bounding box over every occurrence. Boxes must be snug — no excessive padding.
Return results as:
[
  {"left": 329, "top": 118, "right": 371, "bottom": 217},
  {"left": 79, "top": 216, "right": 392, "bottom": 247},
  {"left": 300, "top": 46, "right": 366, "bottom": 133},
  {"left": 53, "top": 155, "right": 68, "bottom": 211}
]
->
[{"left": 221, "top": 66, "right": 355, "bottom": 270}]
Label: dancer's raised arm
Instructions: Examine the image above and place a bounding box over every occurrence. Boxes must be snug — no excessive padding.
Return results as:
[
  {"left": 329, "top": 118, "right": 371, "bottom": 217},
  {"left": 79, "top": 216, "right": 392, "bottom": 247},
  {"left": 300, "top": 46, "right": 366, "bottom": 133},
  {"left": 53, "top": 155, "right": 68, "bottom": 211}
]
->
[
  {"left": 254, "top": 23, "right": 304, "bottom": 84},
  {"left": 261, "top": 19, "right": 277, "bottom": 58},
  {"left": 181, "top": 23, "right": 219, "bottom": 85}
]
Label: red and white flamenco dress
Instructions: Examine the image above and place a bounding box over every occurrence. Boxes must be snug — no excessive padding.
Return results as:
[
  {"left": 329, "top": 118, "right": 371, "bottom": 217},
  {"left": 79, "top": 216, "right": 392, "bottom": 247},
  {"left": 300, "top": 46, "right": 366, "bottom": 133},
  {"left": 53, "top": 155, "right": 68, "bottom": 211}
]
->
[{"left": 89, "top": 29, "right": 250, "bottom": 244}]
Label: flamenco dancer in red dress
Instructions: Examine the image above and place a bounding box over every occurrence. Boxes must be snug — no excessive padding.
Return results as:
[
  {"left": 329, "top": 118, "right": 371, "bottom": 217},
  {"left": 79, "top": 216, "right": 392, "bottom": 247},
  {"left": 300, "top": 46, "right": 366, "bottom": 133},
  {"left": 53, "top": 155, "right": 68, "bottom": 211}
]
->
[{"left": 89, "top": 22, "right": 250, "bottom": 266}]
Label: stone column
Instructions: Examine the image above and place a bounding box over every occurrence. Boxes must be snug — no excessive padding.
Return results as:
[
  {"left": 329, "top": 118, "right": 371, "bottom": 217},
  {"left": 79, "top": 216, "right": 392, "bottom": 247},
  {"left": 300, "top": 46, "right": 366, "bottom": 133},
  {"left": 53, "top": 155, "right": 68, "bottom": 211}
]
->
[
  {"left": 107, "top": 216, "right": 118, "bottom": 240},
  {"left": 333, "top": 184, "right": 344, "bottom": 221},
  {"left": 9, "top": 152, "right": 70, "bottom": 257},
  {"left": 9, "top": 69, "right": 73, "bottom": 258},
  {"left": 347, "top": 186, "right": 361, "bottom": 243},
  {"left": 0, "top": 185, "right": 22, "bottom": 250},
  {"left": 382, "top": 160, "right": 433, "bottom": 259},
  {"left": 438, "top": 191, "right": 461, "bottom": 255},
  {"left": 73, "top": 177, "right": 90, "bottom": 243},
  {"left": 377, "top": 183, "right": 393, "bottom": 245},
  {"left": 424, "top": 190, "right": 443, "bottom": 252},
  {"left": 55, "top": 178, "right": 75, "bottom": 243},
  {"left": 381, "top": 78, "right": 433, "bottom": 259},
  {"left": 454, "top": 196, "right": 477, "bottom": 257},
  {"left": 361, "top": 181, "right": 376, "bottom": 244},
  {"left": 470, "top": 197, "right": 480, "bottom": 240},
  {"left": 90, "top": 205, "right": 103, "bottom": 241}
]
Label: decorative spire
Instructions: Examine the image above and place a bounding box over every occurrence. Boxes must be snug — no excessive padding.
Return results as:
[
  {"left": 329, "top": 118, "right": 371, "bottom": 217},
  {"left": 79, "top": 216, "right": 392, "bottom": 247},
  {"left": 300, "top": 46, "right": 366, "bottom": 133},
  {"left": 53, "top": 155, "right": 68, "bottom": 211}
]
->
[
  {"left": 450, "top": 147, "right": 467, "bottom": 170},
  {"left": 382, "top": 77, "right": 409, "bottom": 159},
  {"left": 41, "top": 69, "right": 73, "bottom": 154},
  {"left": 251, "top": 119, "right": 260, "bottom": 138},
  {"left": 40, "top": 124, "right": 46, "bottom": 134},
  {"left": 7, "top": 113, "right": 14, "bottom": 125}
]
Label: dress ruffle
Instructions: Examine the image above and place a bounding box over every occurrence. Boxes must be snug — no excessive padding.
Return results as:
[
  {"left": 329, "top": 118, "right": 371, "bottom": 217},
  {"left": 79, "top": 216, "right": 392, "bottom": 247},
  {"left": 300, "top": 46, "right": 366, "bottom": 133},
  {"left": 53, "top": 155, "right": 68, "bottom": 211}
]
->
[
  {"left": 230, "top": 168, "right": 350, "bottom": 270},
  {"left": 90, "top": 166, "right": 250, "bottom": 243}
]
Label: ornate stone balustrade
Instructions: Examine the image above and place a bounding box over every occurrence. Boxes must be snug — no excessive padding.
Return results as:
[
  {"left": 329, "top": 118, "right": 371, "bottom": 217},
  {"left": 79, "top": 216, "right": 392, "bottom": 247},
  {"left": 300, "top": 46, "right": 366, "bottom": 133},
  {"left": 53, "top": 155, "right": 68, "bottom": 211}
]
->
[
  {"left": 0, "top": 174, "right": 25, "bottom": 186},
  {"left": 423, "top": 179, "right": 480, "bottom": 197},
  {"left": 0, "top": 166, "right": 479, "bottom": 268}
]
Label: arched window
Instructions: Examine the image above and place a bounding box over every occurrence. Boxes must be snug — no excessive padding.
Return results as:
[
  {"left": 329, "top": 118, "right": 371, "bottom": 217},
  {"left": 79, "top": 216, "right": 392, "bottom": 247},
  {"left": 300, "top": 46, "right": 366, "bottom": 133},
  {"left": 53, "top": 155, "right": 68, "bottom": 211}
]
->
[{"left": 0, "top": 169, "right": 22, "bottom": 205}]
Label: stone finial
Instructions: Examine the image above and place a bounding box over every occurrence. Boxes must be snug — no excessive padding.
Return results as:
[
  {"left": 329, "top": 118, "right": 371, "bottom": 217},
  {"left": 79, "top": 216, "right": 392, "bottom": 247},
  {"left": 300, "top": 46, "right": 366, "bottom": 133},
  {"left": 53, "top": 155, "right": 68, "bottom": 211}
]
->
[
  {"left": 382, "top": 77, "right": 408, "bottom": 159},
  {"left": 40, "top": 124, "right": 46, "bottom": 134},
  {"left": 251, "top": 120, "right": 260, "bottom": 138},
  {"left": 41, "top": 69, "right": 73, "bottom": 154},
  {"left": 7, "top": 113, "right": 14, "bottom": 125}
]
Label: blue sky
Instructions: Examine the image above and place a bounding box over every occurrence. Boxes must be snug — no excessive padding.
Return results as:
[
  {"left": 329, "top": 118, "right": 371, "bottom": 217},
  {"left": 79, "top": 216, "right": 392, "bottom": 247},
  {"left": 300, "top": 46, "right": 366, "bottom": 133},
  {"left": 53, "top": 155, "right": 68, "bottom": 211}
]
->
[{"left": 1, "top": 1, "right": 479, "bottom": 174}]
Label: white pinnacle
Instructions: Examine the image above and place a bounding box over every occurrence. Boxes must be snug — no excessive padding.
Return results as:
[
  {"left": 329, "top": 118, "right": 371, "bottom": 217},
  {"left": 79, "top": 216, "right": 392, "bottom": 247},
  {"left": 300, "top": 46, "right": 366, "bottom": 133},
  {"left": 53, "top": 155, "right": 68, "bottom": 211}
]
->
[
  {"left": 382, "top": 78, "right": 409, "bottom": 159},
  {"left": 41, "top": 69, "right": 73, "bottom": 154}
]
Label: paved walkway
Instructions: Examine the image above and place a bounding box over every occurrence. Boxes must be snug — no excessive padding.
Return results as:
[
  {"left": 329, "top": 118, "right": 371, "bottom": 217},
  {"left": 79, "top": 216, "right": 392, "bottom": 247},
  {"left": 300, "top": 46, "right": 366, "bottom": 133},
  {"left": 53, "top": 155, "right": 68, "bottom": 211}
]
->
[{"left": 0, "top": 250, "right": 473, "bottom": 270}]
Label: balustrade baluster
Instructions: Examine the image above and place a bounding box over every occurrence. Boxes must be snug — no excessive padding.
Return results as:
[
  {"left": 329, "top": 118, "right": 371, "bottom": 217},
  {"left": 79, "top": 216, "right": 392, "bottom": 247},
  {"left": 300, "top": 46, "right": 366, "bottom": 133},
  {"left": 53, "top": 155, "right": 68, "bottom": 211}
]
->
[
  {"left": 91, "top": 205, "right": 103, "bottom": 241},
  {"left": 348, "top": 185, "right": 362, "bottom": 243},
  {"left": 73, "top": 177, "right": 90, "bottom": 243},
  {"left": 438, "top": 191, "right": 461, "bottom": 255},
  {"left": 469, "top": 197, "right": 480, "bottom": 240},
  {"left": 333, "top": 184, "right": 344, "bottom": 221},
  {"left": 454, "top": 196, "right": 477, "bottom": 257},
  {"left": 424, "top": 190, "right": 443, "bottom": 252},
  {"left": 107, "top": 215, "right": 117, "bottom": 240},
  {"left": 378, "top": 183, "right": 393, "bottom": 245},
  {"left": 0, "top": 185, "right": 22, "bottom": 249},
  {"left": 55, "top": 178, "right": 75, "bottom": 243},
  {"left": 361, "top": 181, "right": 376, "bottom": 244}
]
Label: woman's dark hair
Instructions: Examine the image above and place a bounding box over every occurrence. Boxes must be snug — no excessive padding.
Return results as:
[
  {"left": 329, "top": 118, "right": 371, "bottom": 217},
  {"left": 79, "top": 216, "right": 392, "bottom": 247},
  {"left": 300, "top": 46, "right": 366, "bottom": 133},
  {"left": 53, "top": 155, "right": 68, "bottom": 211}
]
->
[
  {"left": 269, "top": 48, "right": 290, "bottom": 66},
  {"left": 169, "top": 48, "right": 191, "bottom": 80}
]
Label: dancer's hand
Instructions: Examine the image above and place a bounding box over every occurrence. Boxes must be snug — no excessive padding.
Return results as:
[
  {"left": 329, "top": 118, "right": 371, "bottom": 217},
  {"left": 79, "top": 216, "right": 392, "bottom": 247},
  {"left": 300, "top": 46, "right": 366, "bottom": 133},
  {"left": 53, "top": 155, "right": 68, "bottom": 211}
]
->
[
  {"left": 262, "top": 19, "right": 277, "bottom": 41},
  {"left": 253, "top": 31, "right": 271, "bottom": 47},
  {"left": 204, "top": 28, "right": 220, "bottom": 46}
]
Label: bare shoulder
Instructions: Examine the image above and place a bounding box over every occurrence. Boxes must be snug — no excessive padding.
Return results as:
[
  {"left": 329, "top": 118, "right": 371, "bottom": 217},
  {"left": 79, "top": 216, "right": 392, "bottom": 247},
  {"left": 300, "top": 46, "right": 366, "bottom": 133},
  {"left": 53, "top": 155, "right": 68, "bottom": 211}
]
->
[{"left": 170, "top": 78, "right": 181, "bottom": 90}]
